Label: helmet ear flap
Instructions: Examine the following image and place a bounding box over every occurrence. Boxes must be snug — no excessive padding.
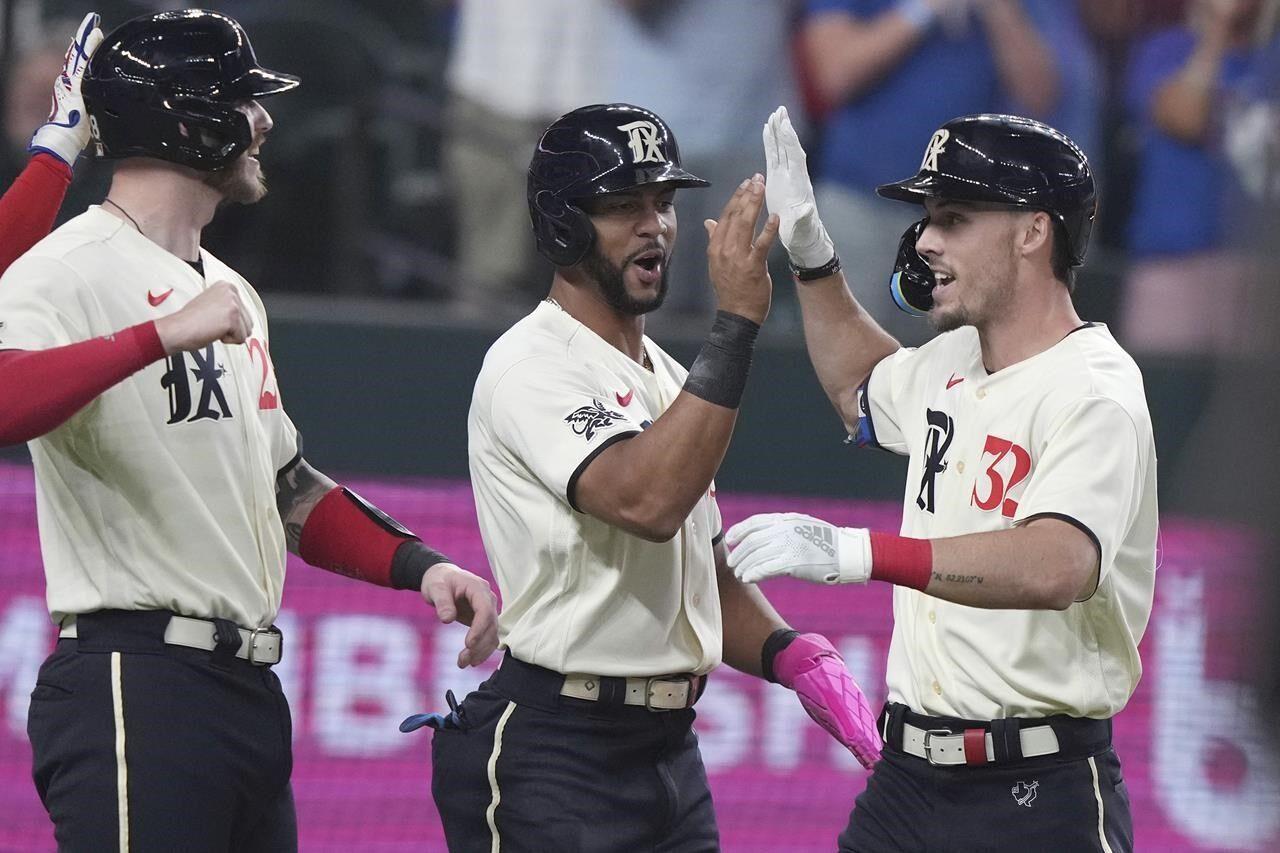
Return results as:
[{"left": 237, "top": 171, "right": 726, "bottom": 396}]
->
[
  {"left": 889, "top": 219, "right": 935, "bottom": 317},
  {"left": 531, "top": 190, "right": 594, "bottom": 267}
]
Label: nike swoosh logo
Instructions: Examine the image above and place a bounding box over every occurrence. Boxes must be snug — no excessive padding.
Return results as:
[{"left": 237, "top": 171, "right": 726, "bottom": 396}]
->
[
  {"left": 616, "top": 389, "right": 634, "bottom": 407},
  {"left": 946, "top": 374, "right": 964, "bottom": 390},
  {"left": 147, "top": 288, "right": 174, "bottom": 307}
]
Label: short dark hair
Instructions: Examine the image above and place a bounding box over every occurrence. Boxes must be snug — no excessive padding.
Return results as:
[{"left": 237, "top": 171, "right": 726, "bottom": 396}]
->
[{"left": 1049, "top": 217, "right": 1076, "bottom": 292}]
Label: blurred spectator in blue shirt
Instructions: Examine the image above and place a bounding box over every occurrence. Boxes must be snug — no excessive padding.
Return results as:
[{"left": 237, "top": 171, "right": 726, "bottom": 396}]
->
[
  {"left": 1001, "top": 0, "right": 1104, "bottom": 179},
  {"left": 799, "top": 0, "right": 1058, "bottom": 344},
  {"left": 606, "top": 0, "right": 804, "bottom": 321},
  {"left": 1118, "top": 0, "right": 1274, "bottom": 356}
]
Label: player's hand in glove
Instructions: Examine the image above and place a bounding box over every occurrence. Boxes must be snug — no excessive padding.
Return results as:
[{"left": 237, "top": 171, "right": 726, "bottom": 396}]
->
[
  {"left": 762, "top": 106, "right": 835, "bottom": 272},
  {"left": 28, "top": 13, "right": 104, "bottom": 168},
  {"left": 774, "top": 633, "right": 882, "bottom": 768},
  {"left": 421, "top": 562, "right": 499, "bottom": 668},
  {"left": 727, "top": 512, "right": 872, "bottom": 585}
]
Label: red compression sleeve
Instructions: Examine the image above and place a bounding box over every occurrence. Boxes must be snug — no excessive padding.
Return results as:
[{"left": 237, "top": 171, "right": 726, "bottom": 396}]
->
[
  {"left": 0, "top": 155, "right": 72, "bottom": 277},
  {"left": 299, "top": 488, "right": 401, "bottom": 587},
  {"left": 869, "top": 532, "right": 933, "bottom": 591},
  {"left": 0, "top": 322, "right": 165, "bottom": 445},
  {"left": 298, "top": 487, "right": 454, "bottom": 590}
]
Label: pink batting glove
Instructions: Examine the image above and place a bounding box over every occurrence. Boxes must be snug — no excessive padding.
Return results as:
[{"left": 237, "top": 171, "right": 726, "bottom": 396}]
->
[{"left": 773, "top": 633, "right": 883, "bottom": 768}]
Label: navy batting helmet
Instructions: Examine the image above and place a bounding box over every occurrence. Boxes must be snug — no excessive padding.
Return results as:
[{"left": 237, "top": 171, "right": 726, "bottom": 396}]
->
[
  {"left": 83, "top": 10, "right": 299, "bottom": 172},
  {"left": 877, "top": 114, "right": 1097, "bottom": 266},
  {"left": 528, "top": 103, "right": 709, "bottom": 267}
]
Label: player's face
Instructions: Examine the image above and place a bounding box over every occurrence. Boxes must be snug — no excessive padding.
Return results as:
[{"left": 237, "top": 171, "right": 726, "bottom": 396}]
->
[
  {"left": 579, "top": 185, "right": 677, "bottom": 316},
  {"left": 917, "top": 199, "right": 1022, "bottom": 332},
  {"left": 202, "top": 100, "right": 273, "bottom": 205}
]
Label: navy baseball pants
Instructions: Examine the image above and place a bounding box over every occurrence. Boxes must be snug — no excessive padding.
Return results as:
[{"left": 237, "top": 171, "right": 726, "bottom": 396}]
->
[
  {"left": 27, "top": 610, "right": 296, "bottom": 852},
  {"left": 840, "top": 704, "right": 1133, "bottom": 852},
  {"left": 429, "top": 653, "right": 719, "bottom": 852}
]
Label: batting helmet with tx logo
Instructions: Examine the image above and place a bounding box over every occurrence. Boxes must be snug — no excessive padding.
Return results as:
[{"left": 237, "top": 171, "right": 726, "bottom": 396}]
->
[{"left": 527, "top": 104, "right": 709, "bottom": 267}]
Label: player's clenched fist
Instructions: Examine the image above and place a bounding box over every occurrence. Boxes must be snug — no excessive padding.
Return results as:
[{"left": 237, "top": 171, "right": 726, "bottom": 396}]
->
[
  {"left": 703, "top": 174, "right": 778, "bottom": 325},
  {"left": 154, "top": 280, "right": 254, "bottom": 354},
  {"left": 420, "top": 562, "right": 499, "bottom": 668}
]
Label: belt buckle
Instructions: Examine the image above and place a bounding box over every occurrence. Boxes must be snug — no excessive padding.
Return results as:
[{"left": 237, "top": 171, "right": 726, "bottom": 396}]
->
[
  {"left": 921, "top": 728, "right": 955, "bottom": 766},
  {"left": 246, "top": 627, "right": 280, "bottom": 665},
  {"left": 645, "top": 674, "right": 695, "bottom": 711}
]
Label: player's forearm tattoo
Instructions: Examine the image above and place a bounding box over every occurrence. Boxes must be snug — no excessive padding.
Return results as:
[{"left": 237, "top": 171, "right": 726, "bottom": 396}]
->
[
  {"left": 931, "top": 571, "right": 985, "bottom": 585},
  {"left": 275, "top": 459, "right": 338, "bottom": 553}
]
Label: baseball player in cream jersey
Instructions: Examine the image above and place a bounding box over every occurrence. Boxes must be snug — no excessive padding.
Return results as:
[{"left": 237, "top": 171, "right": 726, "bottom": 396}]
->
[
  {"left": 418, "top": 104, "right": 881, "bottom": 853},
  {"left": 469, "top": 306, "right": 724, "bottom": 676},
  {"left": 726, "top": 109, "right": 1157, "bottom": 852},
  {"left": 0, "top": 12, "right": 496, "bottom": 850}
]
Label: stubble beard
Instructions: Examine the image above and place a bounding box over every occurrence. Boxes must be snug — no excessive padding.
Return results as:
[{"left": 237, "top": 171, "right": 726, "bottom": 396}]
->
[
  {"left": 581, "top": 244, "right": 670, "bottom": 316},
  {"left": 928, "top": 239, "right": 1019, "bottom": 333},
  {"left": 202, "top": 153, "right": 268, "bottom": 205}
]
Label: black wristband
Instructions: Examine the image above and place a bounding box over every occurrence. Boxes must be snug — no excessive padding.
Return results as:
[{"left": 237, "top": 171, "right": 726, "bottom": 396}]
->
[
  {"left": 790, "top": 253, "right": 842, "bottom": 282},
  {"left": 390, "top": 539, "right": 452, "bottom": 591},
  {"left": 761, "top": 628, "right": 801, "bottom": 684},
  {"left": 683, "top": 310, "right": 760, "bottom": 409}
]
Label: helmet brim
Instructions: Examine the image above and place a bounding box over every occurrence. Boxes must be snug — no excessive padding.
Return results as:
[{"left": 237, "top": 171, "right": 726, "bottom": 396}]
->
[
  {"left": 231, "top": 66, "right": 301, "bottom": 99},
  {"left": 876, "top": 172, "right": 947, "bottom": 204},
  {"left": 571, "top": 164, "right": 710, "bottom": 199}
]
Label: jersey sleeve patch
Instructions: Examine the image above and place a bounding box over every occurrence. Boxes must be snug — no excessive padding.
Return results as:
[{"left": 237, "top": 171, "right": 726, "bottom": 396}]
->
[{"left": 564, "top": 399, "right": 627, "bottom": 441}]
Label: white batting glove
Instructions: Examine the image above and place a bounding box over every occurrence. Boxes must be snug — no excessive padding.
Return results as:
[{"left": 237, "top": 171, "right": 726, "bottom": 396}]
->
[
  {"left": 762, "top": 106, "right": 836, "bottom": 271},
  {"left": 726, "top": 512, "right": 872, "bottom": 585},
  {"left": 28, "top": 13, "right": 104, "bottom": 168}
]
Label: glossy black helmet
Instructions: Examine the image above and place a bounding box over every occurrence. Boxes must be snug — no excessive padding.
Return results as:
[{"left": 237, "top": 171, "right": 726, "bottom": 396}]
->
[
  {"left": 877, "top": 114, "right": 1097, "bottom": 266},
  {"left": 528, "top": 103, "right": 709, "bottom": 266},
  {"left": 82, "top": 10, "right": 299, "bottom": 171},
  {"left": 889, "top": 220, "right": 934, "bottom": 317}
]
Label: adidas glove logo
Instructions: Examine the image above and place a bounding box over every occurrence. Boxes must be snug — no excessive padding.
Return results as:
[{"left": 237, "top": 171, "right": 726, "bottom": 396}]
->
[{"left": 794, "top": 524, "right": 836, "bottom": 558}]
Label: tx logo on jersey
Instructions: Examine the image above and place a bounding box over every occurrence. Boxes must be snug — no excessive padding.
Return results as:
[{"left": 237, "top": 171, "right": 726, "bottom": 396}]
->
[
  {"left": 617, "top": 120, "right": 666, "bottom": 164},
  {"left": 921, "top": 128, "right": 950, "bottom": 172},
  {"left": 916, "top": 408, "right": 954, "bottom": 513},
  {"left": 161, "top": 343, "right": 233, "bottom": 423},
  {"left": 565, "top": 399, "right": 624, "bottom": 441},
  {"left": 1011, "top": 780, "right": 1039, "bottom": 808}
]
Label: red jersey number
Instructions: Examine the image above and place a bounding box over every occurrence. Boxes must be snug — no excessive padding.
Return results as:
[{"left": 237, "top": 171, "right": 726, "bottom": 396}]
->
[
  {"left": 246, "top": 338, "right": 279, "bottom": 410},
  {"left": 971, "top": 434, "right": 1031, "bottom": 518}
]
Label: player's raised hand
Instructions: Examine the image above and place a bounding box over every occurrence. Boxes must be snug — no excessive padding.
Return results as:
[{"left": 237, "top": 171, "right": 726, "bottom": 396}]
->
[
  {"left": 420, "top": 562, "right": 499, "bottom": 668},
  {"left": 155, "top": 281, "right": 254, "bottom": 354},
  {"left": 28, "top": 13, "right": 104, "bottom": 168},
  {"left": 762, "top": 106, "right": 835, "bottom": 273},
  {"left": 773, "top": 633, "right": 883, "bottom": 768},
  {"left": 704, "top": 174, "right": 778, "bottom": 325},
  {"left": 727, "top": 512, "right": 873, "bottom": 585}
]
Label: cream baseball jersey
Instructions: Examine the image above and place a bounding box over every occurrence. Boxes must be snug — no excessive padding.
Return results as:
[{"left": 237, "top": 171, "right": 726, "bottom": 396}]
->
[
  {"left": 856, "top": 324, "right": 1158, "bottom": 719},
  {"left": 0, "top": 207, "right": 299, "bottom": 629},
  {"left": 469, "top": 300, "right": 723, "bottom": 676}
]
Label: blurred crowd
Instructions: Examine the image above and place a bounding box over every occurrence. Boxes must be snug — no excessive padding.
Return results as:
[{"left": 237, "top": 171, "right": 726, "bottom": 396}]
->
[{"left": 1, "top": 0, "right": 1277, "bottom": 352}]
